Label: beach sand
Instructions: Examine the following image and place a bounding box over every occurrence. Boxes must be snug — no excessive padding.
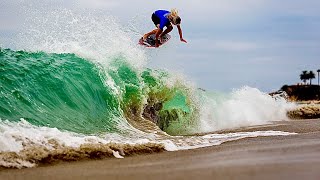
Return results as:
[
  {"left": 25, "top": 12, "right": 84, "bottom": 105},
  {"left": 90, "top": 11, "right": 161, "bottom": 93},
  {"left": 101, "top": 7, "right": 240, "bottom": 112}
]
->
[{"left": 1, "top": 119, "right": 320, "bottom": 180}]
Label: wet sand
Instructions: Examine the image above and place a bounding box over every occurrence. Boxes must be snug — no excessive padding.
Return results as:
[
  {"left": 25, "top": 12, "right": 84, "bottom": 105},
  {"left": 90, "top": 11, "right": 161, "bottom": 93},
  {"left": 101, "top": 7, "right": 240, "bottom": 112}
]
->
[{"left": 1, "top": 119, "right": 320, "bottom": 180}]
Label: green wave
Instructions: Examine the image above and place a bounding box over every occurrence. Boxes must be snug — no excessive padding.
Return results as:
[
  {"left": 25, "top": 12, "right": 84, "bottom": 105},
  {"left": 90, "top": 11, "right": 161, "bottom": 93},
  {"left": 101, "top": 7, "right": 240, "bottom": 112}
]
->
[{"left": 0, "top": 48, "right": 198, "bottom": 135}]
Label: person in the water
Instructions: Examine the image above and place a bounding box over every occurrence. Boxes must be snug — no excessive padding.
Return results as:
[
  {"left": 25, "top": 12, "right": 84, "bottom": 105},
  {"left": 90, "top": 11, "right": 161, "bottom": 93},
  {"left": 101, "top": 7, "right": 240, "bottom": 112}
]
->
[{"left": 143, "top": 9, "right": 187, "bottom": 47}]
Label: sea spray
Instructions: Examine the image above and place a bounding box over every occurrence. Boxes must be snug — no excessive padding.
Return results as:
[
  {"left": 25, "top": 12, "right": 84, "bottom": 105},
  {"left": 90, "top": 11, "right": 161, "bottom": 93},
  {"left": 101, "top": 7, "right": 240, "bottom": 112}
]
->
[
  {"left": 197, "top": 87, "right": 295, "bottom": 132},
  {"left": 14, "top": 8, "right": 147, "bottom": 69}
]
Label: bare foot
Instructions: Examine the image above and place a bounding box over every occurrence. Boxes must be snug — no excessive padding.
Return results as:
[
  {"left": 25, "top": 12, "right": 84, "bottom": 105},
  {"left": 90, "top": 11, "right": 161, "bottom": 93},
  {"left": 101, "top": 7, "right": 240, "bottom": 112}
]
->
[
  {"left": 159, "top": 36, "right": 164, "bottom": 43},
  {"left": 142, "top": 35, "right": 148, "bottom": 40}
]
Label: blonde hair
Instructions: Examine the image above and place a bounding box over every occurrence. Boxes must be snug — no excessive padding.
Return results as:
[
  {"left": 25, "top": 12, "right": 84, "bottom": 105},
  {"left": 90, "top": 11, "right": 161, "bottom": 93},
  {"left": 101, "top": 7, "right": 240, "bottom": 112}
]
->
[
  {"left": 170, "top": 8, "right": 181, "bottom": 24},
  {"left": 170, "top": 8, "right": 179, "bottom": 18}
]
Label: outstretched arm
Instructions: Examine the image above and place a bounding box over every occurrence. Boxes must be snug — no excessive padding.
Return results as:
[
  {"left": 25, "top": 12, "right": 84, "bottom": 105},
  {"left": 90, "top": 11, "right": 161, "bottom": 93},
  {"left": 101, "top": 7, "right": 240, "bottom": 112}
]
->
[{"left": 177, "top": 25, "right": 187, "bottom": 43}]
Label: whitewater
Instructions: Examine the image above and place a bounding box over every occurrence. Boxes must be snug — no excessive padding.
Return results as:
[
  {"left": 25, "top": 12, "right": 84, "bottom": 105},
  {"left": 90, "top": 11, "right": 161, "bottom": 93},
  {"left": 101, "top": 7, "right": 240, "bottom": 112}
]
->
[{"left": 0, "top": 9, "right": 297, "bottom": 168}]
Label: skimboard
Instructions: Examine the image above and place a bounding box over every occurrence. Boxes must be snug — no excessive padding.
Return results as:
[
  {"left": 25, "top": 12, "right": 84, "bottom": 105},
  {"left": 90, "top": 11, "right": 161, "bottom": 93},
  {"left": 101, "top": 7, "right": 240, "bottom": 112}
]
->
[{"left": 139, "top": 34, "right": 171, "bottom": 48}]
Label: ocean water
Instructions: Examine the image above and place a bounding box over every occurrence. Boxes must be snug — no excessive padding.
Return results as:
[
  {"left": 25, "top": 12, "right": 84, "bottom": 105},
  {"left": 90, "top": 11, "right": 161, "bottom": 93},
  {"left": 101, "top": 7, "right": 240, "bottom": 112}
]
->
[{"left": 0, "top": 9, "right": 296, "bottom": 168}]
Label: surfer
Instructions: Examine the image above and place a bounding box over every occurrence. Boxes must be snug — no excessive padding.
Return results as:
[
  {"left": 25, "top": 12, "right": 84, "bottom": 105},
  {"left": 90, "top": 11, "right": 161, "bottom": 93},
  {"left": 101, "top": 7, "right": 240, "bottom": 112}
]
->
[{"left": 142, "top": 9, "right": 187, "bottom": 47}]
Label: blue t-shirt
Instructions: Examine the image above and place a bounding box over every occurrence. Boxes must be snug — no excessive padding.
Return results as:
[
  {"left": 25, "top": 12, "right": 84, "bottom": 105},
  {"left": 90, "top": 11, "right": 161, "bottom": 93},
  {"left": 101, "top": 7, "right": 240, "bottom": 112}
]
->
[{"left": 154, "top": 10, "right": 170, "bottom": 30}]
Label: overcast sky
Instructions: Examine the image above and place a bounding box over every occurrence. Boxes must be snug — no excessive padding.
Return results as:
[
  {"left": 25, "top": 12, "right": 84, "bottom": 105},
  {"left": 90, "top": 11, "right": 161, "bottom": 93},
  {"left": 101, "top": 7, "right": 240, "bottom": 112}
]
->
[{"left": 1, "top": 0, "right": 320, "bottom": 92}]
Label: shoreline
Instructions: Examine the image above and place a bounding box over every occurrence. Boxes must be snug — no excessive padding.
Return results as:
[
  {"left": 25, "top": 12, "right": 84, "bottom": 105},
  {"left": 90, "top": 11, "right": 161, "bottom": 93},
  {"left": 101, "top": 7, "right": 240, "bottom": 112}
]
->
[{"left": 1, "top": 119, "right": 320, "bottom": 180}]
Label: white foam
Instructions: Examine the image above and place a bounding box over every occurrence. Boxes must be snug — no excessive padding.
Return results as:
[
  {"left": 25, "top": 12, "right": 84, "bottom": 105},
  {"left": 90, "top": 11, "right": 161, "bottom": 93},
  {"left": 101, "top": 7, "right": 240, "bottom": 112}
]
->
[
  {"left": 0, "top": 118, "right": 108, "bottom": 152},
  {"left": 0, "top": 118, "right": 297, "bottom": 168},
  {"left": 0, "top": 118, "right": 296, "bottom": 153},
  {"left": 0, "top": 118, "right": 163, "bottom": 153},
  {"left": 166, "top": 131, "right": 297, "bottom": 151},
  {"left": 112, "top": 150, "right": 124, "bottom": 159},
  {"left": 0, "top": 159, "right": 36, "bottom": 169},
  {"left": 197, "top": 86, "right": 296, "bottom": 132}
]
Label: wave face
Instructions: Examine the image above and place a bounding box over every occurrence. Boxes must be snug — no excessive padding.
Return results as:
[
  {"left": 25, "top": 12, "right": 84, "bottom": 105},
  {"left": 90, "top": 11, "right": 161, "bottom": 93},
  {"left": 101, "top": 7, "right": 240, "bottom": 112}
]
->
[
  {"left": 0, "top": 9, "right": 296, "bottom": 168},
  {"left": 0, "top": 48, "right": 197, "bottom": 135},
  {"left": 1, "top": 49, "right": 122, "bottom": 134}
]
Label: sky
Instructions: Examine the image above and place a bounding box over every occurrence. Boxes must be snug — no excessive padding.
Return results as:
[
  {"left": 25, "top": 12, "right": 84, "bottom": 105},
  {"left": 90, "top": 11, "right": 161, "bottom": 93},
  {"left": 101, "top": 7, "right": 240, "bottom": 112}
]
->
[{"left": 1, "top": 0, "right": 320, "bottom": 92}]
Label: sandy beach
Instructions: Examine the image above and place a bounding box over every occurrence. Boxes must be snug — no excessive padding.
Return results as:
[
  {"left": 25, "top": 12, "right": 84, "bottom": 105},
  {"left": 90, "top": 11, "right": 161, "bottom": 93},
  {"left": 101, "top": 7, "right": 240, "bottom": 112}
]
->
[{"left": 1, "top": 119, "right": 320, "bottom": 180}]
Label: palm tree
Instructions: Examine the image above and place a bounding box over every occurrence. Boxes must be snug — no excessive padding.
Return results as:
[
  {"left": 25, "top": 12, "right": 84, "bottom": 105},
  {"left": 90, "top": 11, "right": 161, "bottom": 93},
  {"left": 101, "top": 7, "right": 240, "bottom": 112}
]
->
[
  {"left": 317, "top": 69, "right": 320, "bottom": 86},
  {"left": 308, "top": 71, "right": 315, "bottom": 85},
  {"left": 300, "top": 71, "right": 308, "bottom": 85}
]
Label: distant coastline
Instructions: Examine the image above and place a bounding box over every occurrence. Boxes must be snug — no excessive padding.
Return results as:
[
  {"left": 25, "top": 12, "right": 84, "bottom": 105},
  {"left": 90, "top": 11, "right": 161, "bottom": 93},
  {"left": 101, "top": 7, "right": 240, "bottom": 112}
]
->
[
  {"left": 270, "top": 84, "right": 320, "bottom": 119},
  {"left": 279, "top": 84, "right": 320, "bottom": 101}
]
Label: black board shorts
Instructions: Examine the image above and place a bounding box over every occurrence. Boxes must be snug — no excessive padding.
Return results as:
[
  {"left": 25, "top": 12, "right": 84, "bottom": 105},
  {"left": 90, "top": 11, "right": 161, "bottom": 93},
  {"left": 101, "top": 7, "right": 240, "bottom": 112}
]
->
[{"left": 151, "top": 13, "right": 170, "bottom": 28}]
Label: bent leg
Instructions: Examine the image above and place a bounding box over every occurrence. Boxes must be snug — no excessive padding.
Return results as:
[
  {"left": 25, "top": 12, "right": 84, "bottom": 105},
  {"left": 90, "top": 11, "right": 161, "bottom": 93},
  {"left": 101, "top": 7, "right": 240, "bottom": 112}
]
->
[
  {"left": 160, "top": 25, "right": 173, "bottom": 38},
  {"left": 143, "top": 29, "right": 158, "bottom": 40}
]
